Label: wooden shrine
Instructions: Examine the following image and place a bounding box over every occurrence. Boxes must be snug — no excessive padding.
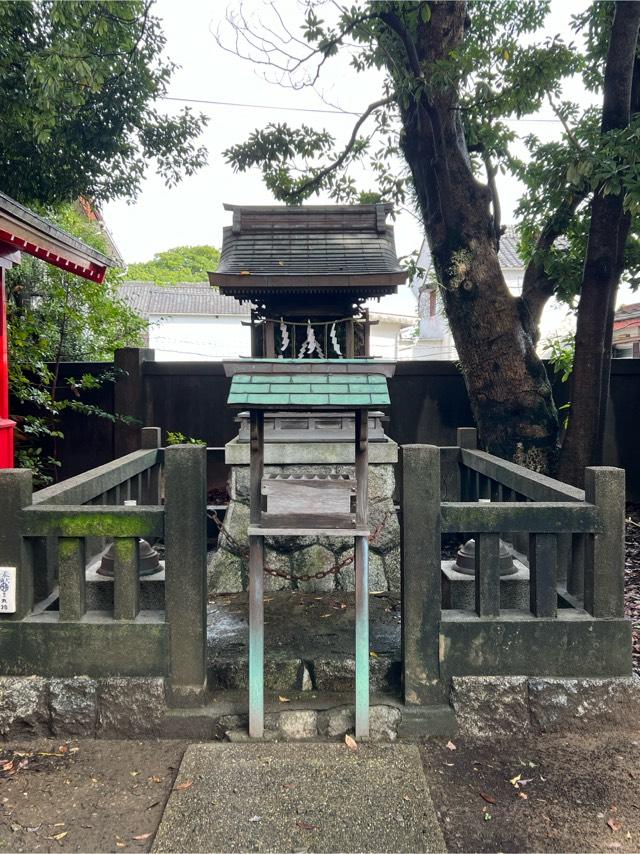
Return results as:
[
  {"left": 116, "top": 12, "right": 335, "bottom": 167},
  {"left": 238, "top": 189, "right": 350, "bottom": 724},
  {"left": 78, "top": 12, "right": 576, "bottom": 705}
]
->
[
  {"left": 210, "top": 203, "right": 406, "bottom": 359},
  {"left": 223, "top": 358, "right": 396, "bottom": 739}
]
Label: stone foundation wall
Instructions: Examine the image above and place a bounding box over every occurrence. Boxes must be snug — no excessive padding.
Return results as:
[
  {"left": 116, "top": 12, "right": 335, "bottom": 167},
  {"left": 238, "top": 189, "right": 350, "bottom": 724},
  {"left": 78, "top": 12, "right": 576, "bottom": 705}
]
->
[
  {"left": 2, "top": 675, "right": 639, "bottom": 741},
  {"left": 0, "top": 676, "right": 167, "bottom": 740},
  {"left": 208, "top": 462, "right": 400, "bottom": 594},
  {"left": 450, "top": 675, "right": 640, "bottom": 738}
]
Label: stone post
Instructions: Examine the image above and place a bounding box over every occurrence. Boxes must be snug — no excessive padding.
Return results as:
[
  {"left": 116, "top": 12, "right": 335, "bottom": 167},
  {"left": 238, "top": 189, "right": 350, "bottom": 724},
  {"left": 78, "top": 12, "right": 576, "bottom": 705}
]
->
[
  {"left": 114, "top": 348, "right": 155, "bottom": 458},
  {"left": 164, "top": 443, "right": 207, "bottom": 705},
  {"left": 401, "top": 444, "right": 444, "bottom": 705},
  {"left": 584, "top": 466, "right": 625, "bottom": 618},
  {"left": 141, "top": 427, "right": 162, "bottom": 505},
  {"left": 0, "top": 469, "right": 33, "bottom": 620}
]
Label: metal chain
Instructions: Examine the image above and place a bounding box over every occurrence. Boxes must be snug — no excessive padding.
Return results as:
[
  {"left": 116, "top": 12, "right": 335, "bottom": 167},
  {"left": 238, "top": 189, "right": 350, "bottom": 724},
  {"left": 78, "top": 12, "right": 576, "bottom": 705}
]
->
[{"left": 208, "top": 510, "right": 390, "bottom": 583}]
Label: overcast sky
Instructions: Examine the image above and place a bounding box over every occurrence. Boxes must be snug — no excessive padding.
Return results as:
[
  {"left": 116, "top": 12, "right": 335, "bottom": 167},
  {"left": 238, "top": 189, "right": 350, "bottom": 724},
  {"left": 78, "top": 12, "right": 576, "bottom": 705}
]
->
[{"left": 102, "top": 0, "right": 635, "bottom": 325}]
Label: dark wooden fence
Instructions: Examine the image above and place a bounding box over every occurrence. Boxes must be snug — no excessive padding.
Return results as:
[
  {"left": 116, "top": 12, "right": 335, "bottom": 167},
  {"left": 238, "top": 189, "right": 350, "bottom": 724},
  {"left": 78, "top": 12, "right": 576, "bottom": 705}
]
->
[{"left": 13, "top": 351, "right": 640, "bottom": 499}]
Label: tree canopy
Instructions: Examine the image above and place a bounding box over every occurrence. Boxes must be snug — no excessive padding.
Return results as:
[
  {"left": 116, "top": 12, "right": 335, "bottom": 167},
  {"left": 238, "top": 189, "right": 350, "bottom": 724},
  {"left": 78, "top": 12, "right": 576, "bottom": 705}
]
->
[
  {"left": 220, "top": 0, "right": 640, "bottom": 480},
  {"left": 126, "top": 245, "right": 221, "bottom": 284},
  {"left": 0, "top": 0, "right": 207, "bottom": 205}
]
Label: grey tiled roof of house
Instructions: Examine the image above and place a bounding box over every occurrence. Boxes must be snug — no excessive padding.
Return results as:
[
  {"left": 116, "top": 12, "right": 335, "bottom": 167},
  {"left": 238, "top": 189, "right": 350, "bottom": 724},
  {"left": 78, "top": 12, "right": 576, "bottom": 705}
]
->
[
  {"left": 118, "top": 281, "right": 251, "bottom": 317},
  {"left": 414, "top": 225, "right": 524, "bottom": 283}
]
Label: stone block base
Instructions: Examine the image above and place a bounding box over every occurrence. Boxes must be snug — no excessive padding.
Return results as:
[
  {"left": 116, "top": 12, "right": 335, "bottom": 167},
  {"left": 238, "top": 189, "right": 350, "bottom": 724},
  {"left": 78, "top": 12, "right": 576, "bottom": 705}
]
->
[
  {"left": 441, "top": 559, "right": 530, "bottom": 609},
  {"left": 450, "top": 675, "right": 640, "bottom": 737}
]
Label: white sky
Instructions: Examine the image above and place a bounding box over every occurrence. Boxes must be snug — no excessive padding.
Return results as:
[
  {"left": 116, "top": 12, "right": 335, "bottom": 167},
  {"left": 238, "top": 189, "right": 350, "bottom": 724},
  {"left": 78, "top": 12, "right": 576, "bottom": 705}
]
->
[{"left": 102, "top": 0, "right": 634, "bottom": 326}]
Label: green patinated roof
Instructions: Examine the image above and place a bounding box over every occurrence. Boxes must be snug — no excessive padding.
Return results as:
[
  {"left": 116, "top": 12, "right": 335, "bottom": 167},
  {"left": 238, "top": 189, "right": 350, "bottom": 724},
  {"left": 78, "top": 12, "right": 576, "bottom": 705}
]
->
[{"left": 227, "top": 372, "right": 390, "bottom": 408}]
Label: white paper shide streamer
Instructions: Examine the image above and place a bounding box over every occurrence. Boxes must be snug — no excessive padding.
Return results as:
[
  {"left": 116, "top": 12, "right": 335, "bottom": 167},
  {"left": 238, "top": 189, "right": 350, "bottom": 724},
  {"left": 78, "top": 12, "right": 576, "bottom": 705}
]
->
[
  {"left": 298, "top": 319, "right": 324, "bottom": 358},
  {"left": 279, "top": 318, "right": 289, "bottom": 353},
  {"left": 330, "top": 322, "right": 342, "bottom": 356}
]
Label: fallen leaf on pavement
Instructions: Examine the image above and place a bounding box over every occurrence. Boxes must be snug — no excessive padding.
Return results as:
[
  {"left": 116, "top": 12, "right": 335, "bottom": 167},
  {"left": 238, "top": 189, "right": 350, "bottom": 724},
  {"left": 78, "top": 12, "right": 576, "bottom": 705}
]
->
[
  {"left": 517, "top": 792, "right": 528, "bottom": 800},
  {"left": 297, "top": 821, "right": 319, "bottom": 831},
  {"left": 47, "top": 832, "right": 68, "bottom": 841},
  {"left": 480, "top": 791, "right": 497, "bottom": 805},
  {"left": 446, "top": 741, "right": 457, "bottom": 751},
  {"left": 175, "top": 781, "right": 193, "bottom": 791},
  {"left": 608, "top": 818, "right": 622, "bottom": 833},
  {"left": 132, "top": 832, "right": 153, "bottom": 840},
  {"left": 278, "top": 696, "right": 291, "bottom": 703},
  {"left": 344, "top": 734, "right": 358, "bottom": 752},
  {"left": 509, "top": 773, "right": 522, "bottom": 787}
]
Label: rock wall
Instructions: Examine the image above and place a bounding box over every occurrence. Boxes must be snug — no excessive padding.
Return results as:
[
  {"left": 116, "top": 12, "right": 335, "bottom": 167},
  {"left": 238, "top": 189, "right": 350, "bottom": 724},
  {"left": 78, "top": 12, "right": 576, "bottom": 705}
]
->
[{"left": 208, "top": 462, "right": 400, "bottom": 594}]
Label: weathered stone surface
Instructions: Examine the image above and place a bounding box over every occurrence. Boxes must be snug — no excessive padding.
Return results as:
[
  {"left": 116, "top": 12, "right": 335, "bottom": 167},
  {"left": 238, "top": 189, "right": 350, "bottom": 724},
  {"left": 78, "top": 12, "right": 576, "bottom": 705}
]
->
[
  {"left": 529, "top": 676, "right": 640, "bottom": 733},
  {"left": 208, "top": 548, "right": 244, "bottom": 594},
  {"left": 450, "top": 676, "right": 531, "bottom": 738},
  {"left": 0, "top": 677, "right": 49, "bottom": 737},
  {"left": 370, "top": 705, "right": 402, "bottom": 741},
  {"left": 318, "top": 705, "right": 355, "bottom": 738},
  {"left": 294, "top": 545, "right": 338, "bottom": 593},
  {"left": 266, "top": 709, "right": 318, "bottom": 739},
  {"left": 208, "top": 658, "right": 303, "bottom": 691},
  {"left": 368, "top": 501, "right": 399, "bottom": 553},
  {"left": 313, "top": 656, "right": 399, "bottom": 692},
  {"left": 50, "top": 677, "right": 97, "bottom": 737},
  {"left": 369, "top": 464, "right": 396, "bottom": 503},
  {"left": 97, "top": 677, "right": 166, "bottom": 737},
  {"left": 217, "top": 501, "right": 249, "bottom": 550},
  {"left": 338, "top": 549, "right": 387, "bottom": 592},
  {"left": 383, "top": 546, "right": 401, "bottom": 591}
]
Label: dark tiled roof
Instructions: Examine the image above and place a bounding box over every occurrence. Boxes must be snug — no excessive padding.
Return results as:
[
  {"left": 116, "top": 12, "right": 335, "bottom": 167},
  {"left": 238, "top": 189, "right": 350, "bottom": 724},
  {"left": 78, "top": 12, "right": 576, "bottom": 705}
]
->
[
  {"left": 498, "top": 226, "right": 523, "bottom": 268},
  {"left": 615, "top": 303, "right": 640, "bottom": 320},
  {"left": 211, "top": 204, "right": 406, "bottom": 292},
  {"left": 118, "top": 281, "right": 250, "bottom": 317},
  {"left": 227, "top": 372, "right": 390, "bottom": 408},
  {"left": 415, "top": 225, "right": 524, "bottom": 281}
]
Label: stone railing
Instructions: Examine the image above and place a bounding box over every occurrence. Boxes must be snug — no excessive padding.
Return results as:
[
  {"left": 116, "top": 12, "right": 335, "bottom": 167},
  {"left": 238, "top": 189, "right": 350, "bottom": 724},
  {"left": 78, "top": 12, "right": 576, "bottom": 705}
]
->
[
  {"left": 0, "top": 430, "right": 207, "bottom": 706},
  {"left": 401, "top": 428, "right": 632, "bottom": 707}
]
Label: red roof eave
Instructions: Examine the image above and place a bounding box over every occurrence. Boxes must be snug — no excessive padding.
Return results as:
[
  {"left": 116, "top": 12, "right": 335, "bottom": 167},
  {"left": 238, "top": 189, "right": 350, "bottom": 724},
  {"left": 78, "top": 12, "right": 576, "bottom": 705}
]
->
[{"left": 0, "top": 227, "right": 107, "bottom": 283}]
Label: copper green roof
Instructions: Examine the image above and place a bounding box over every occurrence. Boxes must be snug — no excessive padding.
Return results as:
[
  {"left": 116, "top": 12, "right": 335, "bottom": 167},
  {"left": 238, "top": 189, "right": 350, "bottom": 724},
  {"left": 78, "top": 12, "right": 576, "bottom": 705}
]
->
[{"left": 227, "top": 372, "right": 390, "bottom": 409}]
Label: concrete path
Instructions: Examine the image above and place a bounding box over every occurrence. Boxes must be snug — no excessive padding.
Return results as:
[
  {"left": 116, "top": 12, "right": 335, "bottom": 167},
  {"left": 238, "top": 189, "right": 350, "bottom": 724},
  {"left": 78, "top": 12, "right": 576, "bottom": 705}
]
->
[{"left": 152, "top": 742, "right": 446, "bottom": 853}]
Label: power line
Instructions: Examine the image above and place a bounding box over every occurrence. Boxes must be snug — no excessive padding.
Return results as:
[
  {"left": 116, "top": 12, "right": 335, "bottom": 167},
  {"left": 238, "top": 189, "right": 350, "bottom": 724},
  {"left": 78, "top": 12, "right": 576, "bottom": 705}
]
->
[
  {"left": 159, "top": 94, "right": 564, "bottom": 124},
  {"left": 159, "top": 95, "right": 360, "bottom": 116}
]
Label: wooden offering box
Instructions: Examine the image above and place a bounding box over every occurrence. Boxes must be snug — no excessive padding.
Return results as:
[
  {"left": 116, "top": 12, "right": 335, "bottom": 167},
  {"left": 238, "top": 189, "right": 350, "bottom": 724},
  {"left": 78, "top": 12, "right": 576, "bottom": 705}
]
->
[{"left": 262, "top": 474, "right": 356, "bottom": 515}]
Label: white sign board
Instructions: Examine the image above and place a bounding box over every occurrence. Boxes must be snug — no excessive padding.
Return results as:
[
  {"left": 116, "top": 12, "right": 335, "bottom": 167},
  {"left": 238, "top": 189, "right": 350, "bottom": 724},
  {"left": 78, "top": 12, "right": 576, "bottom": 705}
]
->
[{"left": 0, "top": 566, "right": 17, "bottom": 614}]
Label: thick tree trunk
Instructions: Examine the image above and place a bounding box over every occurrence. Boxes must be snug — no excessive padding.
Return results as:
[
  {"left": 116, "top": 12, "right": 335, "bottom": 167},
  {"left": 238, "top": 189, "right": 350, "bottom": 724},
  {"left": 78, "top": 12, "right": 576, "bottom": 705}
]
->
[
  {"left": 388, "top": 1, "right": 559, "bottom": 469},
  {"left": 558, "top": 2, "right": 640, "bottom": 487}
]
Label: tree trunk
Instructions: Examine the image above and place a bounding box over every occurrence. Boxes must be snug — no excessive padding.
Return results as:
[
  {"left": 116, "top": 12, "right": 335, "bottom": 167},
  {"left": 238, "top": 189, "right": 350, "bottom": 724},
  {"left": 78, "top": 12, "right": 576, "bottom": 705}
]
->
[
  {"left": 558, "top": 2, "right": 640, "bottom": 486},
  {"left": 387, "top": 1, "right": 559, "bottom": 469}
]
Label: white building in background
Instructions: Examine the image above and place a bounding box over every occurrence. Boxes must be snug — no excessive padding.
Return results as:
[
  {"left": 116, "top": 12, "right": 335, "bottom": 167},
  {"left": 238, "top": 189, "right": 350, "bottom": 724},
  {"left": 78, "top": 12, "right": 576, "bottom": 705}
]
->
[
  {"left": 410, "top": 226, "right": 575, "bottom": 359},
  {"left": 118, "top": 281, "right": 417, "bottom": 361}
]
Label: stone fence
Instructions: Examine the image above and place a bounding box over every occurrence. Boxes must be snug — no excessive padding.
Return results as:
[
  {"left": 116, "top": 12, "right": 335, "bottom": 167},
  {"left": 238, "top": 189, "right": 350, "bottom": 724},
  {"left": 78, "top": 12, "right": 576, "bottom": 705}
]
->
[{"left": 0, "top": 426, "right": 633, "bottom": 739}]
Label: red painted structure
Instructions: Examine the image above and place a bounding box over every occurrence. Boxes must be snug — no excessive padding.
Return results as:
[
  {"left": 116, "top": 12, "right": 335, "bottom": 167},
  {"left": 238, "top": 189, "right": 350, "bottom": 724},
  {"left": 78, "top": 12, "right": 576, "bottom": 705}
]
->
[{"left": 0, "top": 190, "right": 114, "bottom": 467}]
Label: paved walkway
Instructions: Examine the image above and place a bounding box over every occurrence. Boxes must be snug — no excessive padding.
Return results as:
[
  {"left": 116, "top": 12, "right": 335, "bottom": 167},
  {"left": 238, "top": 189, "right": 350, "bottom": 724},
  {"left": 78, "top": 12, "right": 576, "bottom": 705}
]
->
[{"left": 152, "top": 742, "right": 446, "bottom": 853}]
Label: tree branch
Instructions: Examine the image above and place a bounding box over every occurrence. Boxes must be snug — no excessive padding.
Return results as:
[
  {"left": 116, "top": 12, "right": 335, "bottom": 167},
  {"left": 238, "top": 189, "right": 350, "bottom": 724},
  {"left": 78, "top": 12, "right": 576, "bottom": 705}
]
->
[
  {"left": 283, "top": 96, "right": 395, "bottom": 200},
  {"left": 520, "top": 190, "right": 587, "bottom": 333},
  {"left": 482, "top": 152, "right": 501, "bottom": 244}
]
